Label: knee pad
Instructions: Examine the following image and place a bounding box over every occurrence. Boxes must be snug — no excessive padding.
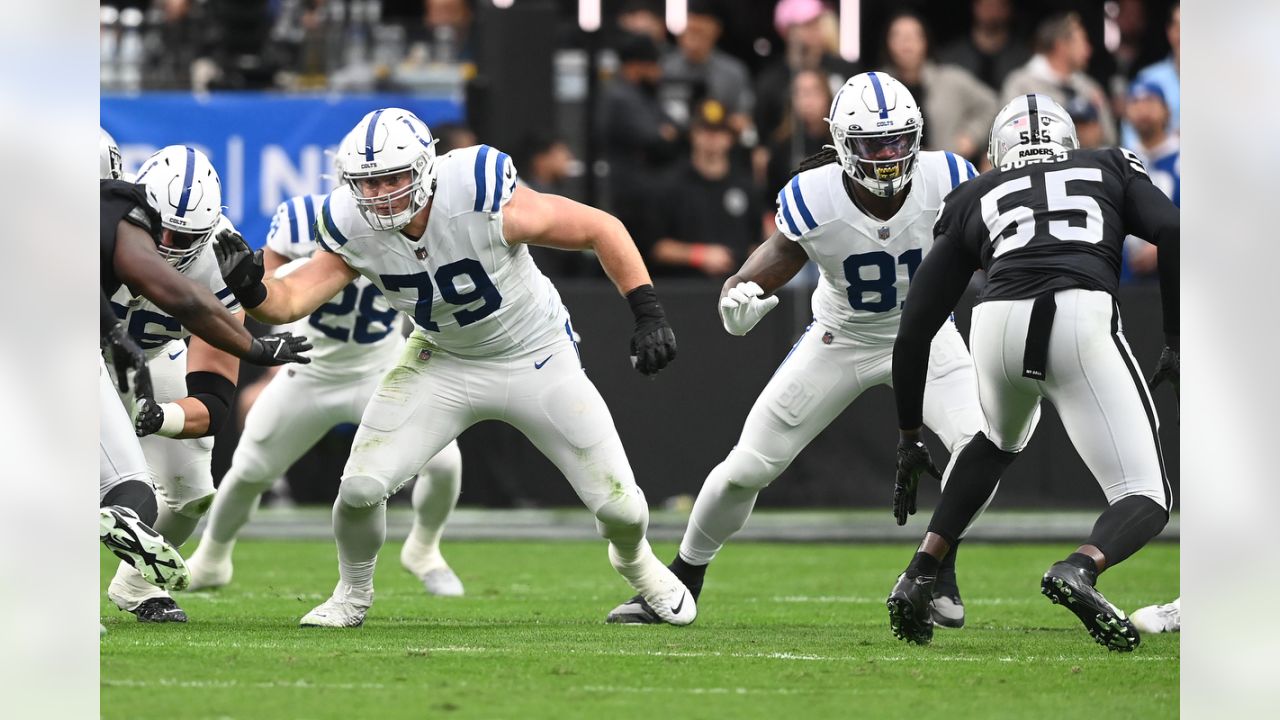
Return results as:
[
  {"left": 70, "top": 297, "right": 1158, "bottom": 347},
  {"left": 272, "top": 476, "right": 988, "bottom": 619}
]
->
[
  {"left": 171, "top": 490, "right": 217, "bottom": 520},
  {"left": 338, "top": 475, "right": 391, "bottom": 510},
  {"left": 593, "top": 486, "right": 649, "bottom": 539},
  {"left": 719, "top": 446, "right": 784, "bottom": 492}
]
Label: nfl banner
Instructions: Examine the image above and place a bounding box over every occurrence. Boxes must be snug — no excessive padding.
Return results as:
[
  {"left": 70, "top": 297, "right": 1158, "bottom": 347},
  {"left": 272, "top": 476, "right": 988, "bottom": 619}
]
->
[{"left": 102, "top": 93, "right": 464, "bottom": 247}]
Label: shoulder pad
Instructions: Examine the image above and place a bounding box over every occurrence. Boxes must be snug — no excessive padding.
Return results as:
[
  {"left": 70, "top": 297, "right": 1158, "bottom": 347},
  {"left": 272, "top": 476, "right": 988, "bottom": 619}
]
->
[
  {"left": 921, "top": 150, "right": 978, "bottom": 195},
  {"left": 774, "top": 163, "right": 842, "bottom": 240},
  {"left": 314, "top": 188, "right": 372, "bottom": 253},
  {"left": 437, "top": 144, "right": 518, "bottom": 218},
  {"left": 266, "top": 194, "right": 325, "bottom": 257}
]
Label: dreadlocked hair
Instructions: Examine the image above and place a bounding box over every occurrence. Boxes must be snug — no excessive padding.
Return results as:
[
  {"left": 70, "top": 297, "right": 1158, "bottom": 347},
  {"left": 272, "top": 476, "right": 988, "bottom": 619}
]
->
[{"left": 790, "top": 147, "right": 840, "bottom": 179}]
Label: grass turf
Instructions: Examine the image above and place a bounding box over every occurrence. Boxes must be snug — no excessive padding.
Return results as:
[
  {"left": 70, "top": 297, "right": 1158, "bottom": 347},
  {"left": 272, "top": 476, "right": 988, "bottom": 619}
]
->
[{"left": 101, "top": 539, "right": 1178, "bottom": 719}]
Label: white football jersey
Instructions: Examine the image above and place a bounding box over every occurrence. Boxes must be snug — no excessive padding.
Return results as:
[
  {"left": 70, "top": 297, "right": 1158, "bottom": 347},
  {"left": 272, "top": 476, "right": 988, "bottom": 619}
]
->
[
  {"left": 775, "top": 151, "right": 977, "bottom": 343},
  {"left": 109, "top": 216, "right": 242, "bottom": 361},
  {"left": 315, "top": 144, "right": 571, "bottom": 359},
  {"left": 266, "top": 194, "right": 404, "bottom": 378}
]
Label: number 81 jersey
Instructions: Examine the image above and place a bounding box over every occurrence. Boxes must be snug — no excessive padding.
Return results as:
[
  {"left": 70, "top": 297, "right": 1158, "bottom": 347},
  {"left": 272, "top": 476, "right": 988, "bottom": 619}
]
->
[
  {"left": 267, "top": 194, "right": 403, "bottom": 378},
  {"left": 776, "top": 151, "right": 977, "bottom": 343},
  {"left": 316, "top": 145, "right": 570, "bottom": 359}
]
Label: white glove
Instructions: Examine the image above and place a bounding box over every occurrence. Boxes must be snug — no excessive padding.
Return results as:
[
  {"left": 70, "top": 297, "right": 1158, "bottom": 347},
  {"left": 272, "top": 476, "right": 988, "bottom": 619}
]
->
[{"left": 718, "top": 281, "right": 780, "bottom": 336}]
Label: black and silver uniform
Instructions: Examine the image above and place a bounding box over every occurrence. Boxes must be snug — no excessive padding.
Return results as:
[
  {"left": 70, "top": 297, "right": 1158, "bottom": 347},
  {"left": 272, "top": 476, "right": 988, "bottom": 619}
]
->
[
  {"left": 892, "top": 147, "right": 1180, "bottom": 429},
  {"left": 100, "top": 179, "right": 161, "bottom": 298}
]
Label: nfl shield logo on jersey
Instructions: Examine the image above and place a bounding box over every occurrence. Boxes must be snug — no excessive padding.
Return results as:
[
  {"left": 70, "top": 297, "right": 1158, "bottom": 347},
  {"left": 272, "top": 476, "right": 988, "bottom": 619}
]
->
[
  {"left": 822, "top": 331, "right": 834, "bottom": 345},
  {"left": 878, "top": 227, "right": 891, "bottom": 240},
  {"left": 415, "top": 246, "right": 429, "bottom": 260}
]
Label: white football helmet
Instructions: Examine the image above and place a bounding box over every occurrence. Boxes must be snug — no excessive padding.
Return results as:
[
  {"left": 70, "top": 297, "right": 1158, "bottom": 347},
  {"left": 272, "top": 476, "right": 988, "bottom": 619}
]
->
[
  {"left": 826, "top": 72, "right": 923, "bottom": 197},
  {"left": 134, "top": 145, "right": 223, "bottom": 272},
  {"left": 988, "top": 94, "right": 1079, "bottom": 168},
  {"left": 100, "top": 128, "right": 123, "bottom": 180},
  {"left": 335, "top": 108, "right": 438, "bottom": 231}
]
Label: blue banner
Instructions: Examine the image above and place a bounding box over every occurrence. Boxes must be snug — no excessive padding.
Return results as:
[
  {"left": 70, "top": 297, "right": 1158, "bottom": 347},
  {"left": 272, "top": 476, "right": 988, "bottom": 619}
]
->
[{"left": 102, "top": 93, "right": 464, "bottom": 247}]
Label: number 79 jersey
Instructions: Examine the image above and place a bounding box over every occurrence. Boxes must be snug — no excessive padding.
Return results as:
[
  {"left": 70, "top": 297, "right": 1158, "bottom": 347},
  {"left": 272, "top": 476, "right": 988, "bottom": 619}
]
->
[
  {"left": 315, "top": 145, "right": 570, "bottom": 359},
  {"left": 933, "top": 147, "right": 1156, "bottom": 301},
  {"left": 266, "top": 194, "right": 403, "bottom": 379},
  {"left": 776, "top": 151, "right": 977, "bottom": 343}
]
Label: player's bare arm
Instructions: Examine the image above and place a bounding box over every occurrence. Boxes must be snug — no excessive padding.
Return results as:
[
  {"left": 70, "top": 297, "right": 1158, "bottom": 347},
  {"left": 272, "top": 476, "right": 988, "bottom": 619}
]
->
[
  {"left": 502, "top": 184, "right": 676, "bottom": 375},
  {"left": 134, "top": 317, "right": 245, "bottom": 440},
  {"left": 114, "top": 219, "right": 255, "bottom": 356},
  {"left": 722, "top": 230, "right": 808, "bottom": 300},
  {"left": 216, "top": 230, "right": 359, "bottom": 325},
  {"left": 502, "top": 184, "right": 652, "bottom": 295}
]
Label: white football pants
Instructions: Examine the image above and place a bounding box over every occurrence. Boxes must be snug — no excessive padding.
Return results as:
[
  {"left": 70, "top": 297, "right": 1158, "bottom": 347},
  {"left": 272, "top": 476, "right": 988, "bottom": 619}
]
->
[{"left": 968, "top": 288, "right": 1170, "bottom": 509}]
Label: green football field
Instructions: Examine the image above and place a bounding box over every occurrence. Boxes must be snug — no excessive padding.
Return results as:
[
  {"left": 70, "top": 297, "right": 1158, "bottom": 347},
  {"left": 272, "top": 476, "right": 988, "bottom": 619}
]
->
[{"left": 100, "top": 539, "right": 1179, "bottom": 719}]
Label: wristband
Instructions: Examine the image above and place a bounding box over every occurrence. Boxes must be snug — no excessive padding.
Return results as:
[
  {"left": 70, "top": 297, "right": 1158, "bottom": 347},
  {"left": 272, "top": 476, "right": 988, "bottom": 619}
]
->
[
  {"left": 233, "top": 281, "right": 268, "bottom": 310},
  {"left": 688, "top": 244, "right": 707, "bottom": 269},
  {"left": 157, "top": 402, "right": 186, "bottom": 438}
]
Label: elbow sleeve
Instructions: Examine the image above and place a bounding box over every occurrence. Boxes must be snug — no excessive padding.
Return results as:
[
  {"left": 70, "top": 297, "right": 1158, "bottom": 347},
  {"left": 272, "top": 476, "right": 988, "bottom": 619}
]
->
[{"left": 185, "top": 371, "right": 236, "bottom": 436}]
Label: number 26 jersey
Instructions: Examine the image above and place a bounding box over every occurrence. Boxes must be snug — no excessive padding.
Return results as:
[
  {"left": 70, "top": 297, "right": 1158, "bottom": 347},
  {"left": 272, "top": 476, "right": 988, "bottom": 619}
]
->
[{"left": 316, "top": 144, "right": 571, "bottom": 359}]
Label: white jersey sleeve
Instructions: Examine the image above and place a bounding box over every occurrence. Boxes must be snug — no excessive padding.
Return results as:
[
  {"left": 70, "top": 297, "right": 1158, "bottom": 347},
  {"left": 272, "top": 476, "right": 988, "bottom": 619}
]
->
[{"left": 265, "top": 194, "right": 327, "bottom": 261}]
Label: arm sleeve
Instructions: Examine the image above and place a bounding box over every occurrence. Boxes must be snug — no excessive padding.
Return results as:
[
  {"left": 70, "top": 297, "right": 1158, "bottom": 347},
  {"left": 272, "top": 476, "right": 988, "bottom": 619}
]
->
[
  {"left": 893, "top": 233, "right": 981, "bottom": 430},
  {"left": 1123, "top": 175, "right": 1180, "bottom": 340}
]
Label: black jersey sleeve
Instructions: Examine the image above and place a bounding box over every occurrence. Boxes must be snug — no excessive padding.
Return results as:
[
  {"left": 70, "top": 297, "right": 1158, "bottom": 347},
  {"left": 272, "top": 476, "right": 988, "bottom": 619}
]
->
[
  {"left": 893, "top": 231, "right": 982, "bottom": 431},
  {"left": 101, "top": 289, "right": 120, "bottom": 339},
  {"left": 1119, "top": 156, "right": 1180, "bottom": 340}
]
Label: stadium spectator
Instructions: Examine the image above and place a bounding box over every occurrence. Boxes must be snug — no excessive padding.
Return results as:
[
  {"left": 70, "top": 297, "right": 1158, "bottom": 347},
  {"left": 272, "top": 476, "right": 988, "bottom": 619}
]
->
[
  {"left": 880, "top": 12, "right": 997, "bottom": 165},
  {"left": 643, "top": 100, "right": 761, "bottom": 279},
  {"left": 1064, "top": 96, "right": 1106, "bottom": 150},
  {"left": 519, "top": 133, "right": 585, "bottom": 278},
  {"left": 764, "top": 69, "right": 832, "bottom": 217},
  {"left": 754, "top": 0, "right": 858, "bottom": 149},
  {"left": 1001, "top": 11, "right": 1116, "bottom": 147},
  {"left": 660, "top": 0, "right": 754, "bottom": 136},
  {"left": 598, "top": 32, "right": 682, "bottom": 244},
  {"left": 936, "top": 0, "right": 1030, "bottom": 93},
  {"left": 433, "top": 123, "right": 478, "bottom": 155},
  {"left": 1121, "top": 2, "right": 1179, "bottom": 148},
  {"left": 1124, "top": 81, "right": 1179, "bottom": 278},
  {"left": 616, "top": 0, "right": 669, "bottom": 54},
  {"left": 425, "top": 0, "right": 474, "bottom": 63}
]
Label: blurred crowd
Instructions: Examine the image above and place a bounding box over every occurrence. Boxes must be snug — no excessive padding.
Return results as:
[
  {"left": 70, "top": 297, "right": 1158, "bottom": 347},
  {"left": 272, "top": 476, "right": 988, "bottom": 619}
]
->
[{"left": 102, "top": 0, "right": 1180, "bottom": 282}]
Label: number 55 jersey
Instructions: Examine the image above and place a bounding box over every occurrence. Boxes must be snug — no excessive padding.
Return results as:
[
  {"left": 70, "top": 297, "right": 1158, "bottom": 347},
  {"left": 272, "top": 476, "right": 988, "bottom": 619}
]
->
[
  {"left": 315, "top": 145, "right": 571, "bottom": 359},
  {"left": 777, "top": 150, "right": 977, "bottom": 344}
]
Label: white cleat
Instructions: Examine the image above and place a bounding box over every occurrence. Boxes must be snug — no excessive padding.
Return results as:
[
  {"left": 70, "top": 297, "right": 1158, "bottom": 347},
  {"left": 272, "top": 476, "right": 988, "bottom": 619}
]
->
[
  {"left": 99, "top": 507, "right": 189, "bottom": 592},
  {"left": 185, "top": 553, "right": 233, "bottom": 591},
  {"left": 420, "top": 567, "right": 465, "bottom": 597},
  {"left": 299, "top": 584, "right": 373, "bottom": 628},
  {"left": 1131, "top": 597, "right": 1180, "bottom": 634},
  {"left": 607, "top": 546, "right": 696, "bottom": 626}
]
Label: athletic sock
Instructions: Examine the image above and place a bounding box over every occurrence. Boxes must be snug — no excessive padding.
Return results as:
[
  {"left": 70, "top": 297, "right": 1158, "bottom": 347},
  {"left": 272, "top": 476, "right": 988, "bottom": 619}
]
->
[
  {"left": 1085, "top": 495, "right": 1169, "bottom": 571},
  {"left": 102, "top": 479, "right": 159, "bottom": 526},
  {"left": 927, "top": 433, "right": 1018, "bottom": 545},
  {"left": 333, "top": 498, "right": 387, "bottom": 594},
  {"left": 1063, "top": 552, "right": 1099, "bottom": 580},
  {"left": 905, "top": 551, "right": 941, "bottom": 580},
  {"left": 670, "top": 554, "right": 707, "bottom": 601},
  {"left": 203, "top": 469, "right": 273, "bottom": 548},
  {"left": 678, "top": 460, "right": 763, "bottom": 566}
]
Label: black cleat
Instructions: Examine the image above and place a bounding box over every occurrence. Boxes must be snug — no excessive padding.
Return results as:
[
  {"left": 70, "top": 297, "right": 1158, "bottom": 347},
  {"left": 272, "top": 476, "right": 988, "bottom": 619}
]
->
[
  {"left": 128, "top": 597, "right": 188, "bottom": 623},
  {"left": 605, "top": 594, "right": 661, "bottom": 624},
  {"left": 887, "top": 573, "right": 935, "bottom": 645},
  {"left": 1041, "top": 561, "right": 1140, "bottom": 652},
  {"left": 930, "top": 568, "right": 965, "bottom": 628}
]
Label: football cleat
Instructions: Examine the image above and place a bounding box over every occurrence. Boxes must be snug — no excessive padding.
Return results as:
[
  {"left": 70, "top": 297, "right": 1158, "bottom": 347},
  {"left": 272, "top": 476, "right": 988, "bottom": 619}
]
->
[
  {"left": 99, "top": 506, "right": 190, "bottom": 591},
  {"left": 606, "top": 547, "right": 696, "bottom": 626},
  {"left": 1131, "top": 598, "right": 1180, "bottom": 634},
  {"left": 887, "top": 573, "right": 936, "bottom": 645},
  {"left": 299, "top": 584, "right": 373, "bottom": 628},
  {"left": 606, "top": 594, "right": 661, "bottom": 624},
  {"left": 419, "top": 567, "right": 465, "bottom": 597},
  {"left": 126, "top": 597, "right": 188, "bottom": 623},
  {"left": 1041, "top": 561, "right": 1140, "bottom": 652},
  {"left": 930, "top": 594, "right": 965, "bottom": 629},
  {"left": 184, "top": 553, "right": 233, "bottom": 591}
]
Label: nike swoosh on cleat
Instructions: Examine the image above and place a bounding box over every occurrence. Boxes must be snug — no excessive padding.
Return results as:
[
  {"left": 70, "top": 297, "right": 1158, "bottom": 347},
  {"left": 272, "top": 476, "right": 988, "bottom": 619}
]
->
[
  {"left": 168, "top": 349, "right": 184, "bottom": 360},
  {"left": 672, "top": 591, "right": 686, "bottom": 615},
  {"left": 534, "top": 355, "right": 553, "bottom": 369}
]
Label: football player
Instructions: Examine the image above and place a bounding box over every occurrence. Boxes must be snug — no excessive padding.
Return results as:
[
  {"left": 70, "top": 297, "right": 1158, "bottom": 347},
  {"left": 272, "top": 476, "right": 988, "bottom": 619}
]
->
[
  {"left": 186, "top": 193, "right": 465, "bottom": 597},
  {"left": 98, "top": 133, "right": 309, "bottom": 595},
  {"left": 606, "top": 72, "right": 1000, "bottom": 627},
  {"left": 103, "top": 145, "right": 310, "bottom": 623},
  {"left": 885, "top": 94, "right": 1178, "bottom": 652},
  {"left": 214, "top": 108, "right": 690, "bottom": 627}
]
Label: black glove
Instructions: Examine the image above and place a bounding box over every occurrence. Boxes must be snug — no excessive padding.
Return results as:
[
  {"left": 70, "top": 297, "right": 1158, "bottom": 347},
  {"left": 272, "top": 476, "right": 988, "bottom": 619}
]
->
[
  {"left": 213, "top": 228, "right": 267, "bottom": 308},
  {"left": 626, "top": 284, "right": 677, "bottom": 376},
  {"left": 244, "top": 332, "right": 313, "bottom": 366},
  {"left": 134, "top": 397, "right": 165, "bottom": 438},
  {"left": 1148, "top": 342, "right": 1179, "bottom": 398},
  {"left": 894, "top": 436, "right": 941, "bottom": 526},
  {"left": 105, "top": 323, "right": 153, "bottom": 401}
]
